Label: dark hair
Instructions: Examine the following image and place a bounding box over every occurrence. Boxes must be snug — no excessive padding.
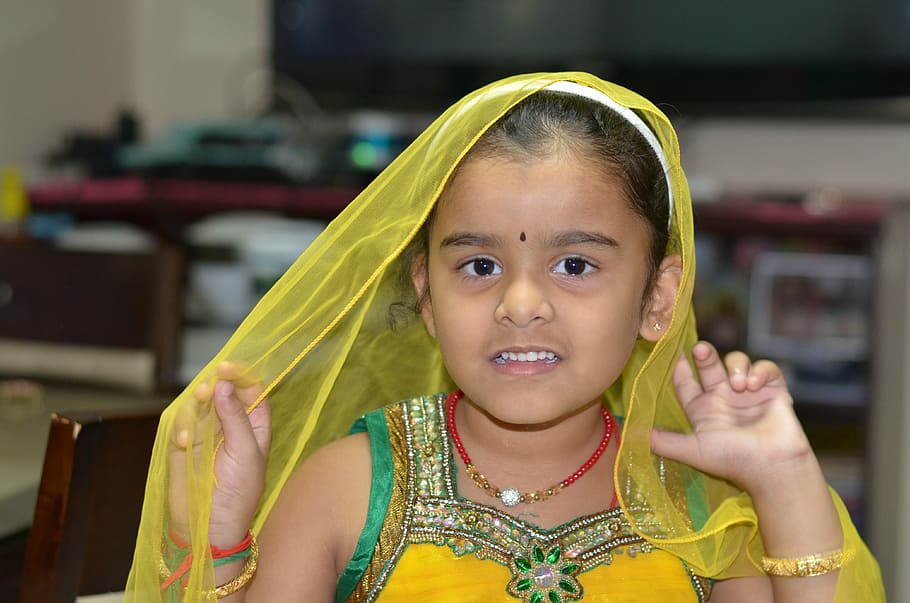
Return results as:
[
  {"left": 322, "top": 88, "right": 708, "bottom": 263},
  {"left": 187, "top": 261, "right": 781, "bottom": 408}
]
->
[{"left": 390, "top": 90, "right": 670, "bottom": 327}]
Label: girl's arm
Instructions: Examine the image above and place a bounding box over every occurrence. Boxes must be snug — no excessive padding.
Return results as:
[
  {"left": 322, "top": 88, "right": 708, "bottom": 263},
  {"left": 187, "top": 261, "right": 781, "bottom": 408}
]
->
[
  {"left": 167, "top": 364, "right": 370, "bottom": 602},
  {"left": 708, "top": 454, "right": 841, "bottom": 602},
  {"left": 166, "top": 364, "right": 271, "bottom": 603},
  {"left": 651, "top": 342, "right": 844, "bottom": 603},
  {"left": 240, "top": 433, "right": 372, "bottom": 602}
]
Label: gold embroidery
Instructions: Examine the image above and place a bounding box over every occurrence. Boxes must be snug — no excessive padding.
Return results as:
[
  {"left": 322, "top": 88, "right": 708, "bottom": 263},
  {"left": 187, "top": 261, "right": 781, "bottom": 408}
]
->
[
  {"left": 684, "top": 564, "right": 714, "bottom": 602},
  {"left": 348, "top": 404, "right": 411, "bottom": 602}
]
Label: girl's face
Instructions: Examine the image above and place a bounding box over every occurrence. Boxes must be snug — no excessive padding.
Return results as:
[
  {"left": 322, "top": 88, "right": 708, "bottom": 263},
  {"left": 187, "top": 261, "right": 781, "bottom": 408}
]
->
[{"left": 415, "top": 153, "right": 663, "bottom": 426}]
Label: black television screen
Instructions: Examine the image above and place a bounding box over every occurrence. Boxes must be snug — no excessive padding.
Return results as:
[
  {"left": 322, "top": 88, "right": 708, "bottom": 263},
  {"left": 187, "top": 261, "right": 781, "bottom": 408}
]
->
[{"left": 272, "top": 0, "right": 910, "bottom": 114}]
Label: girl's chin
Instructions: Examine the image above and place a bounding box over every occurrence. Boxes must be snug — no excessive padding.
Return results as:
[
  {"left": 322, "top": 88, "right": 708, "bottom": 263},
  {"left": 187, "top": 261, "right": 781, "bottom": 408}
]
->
[{"left": 461, "top": 395, "right": 602, "bottom": 430}]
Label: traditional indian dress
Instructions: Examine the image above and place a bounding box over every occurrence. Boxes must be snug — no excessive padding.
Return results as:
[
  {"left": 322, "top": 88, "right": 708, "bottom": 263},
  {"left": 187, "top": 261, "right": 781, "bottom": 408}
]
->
[
  {"left": 339, "top": 395, "right": 712, "bottom": 602},
  {"left": 125, "top": 72, "right": 884, "bottom": 602}
]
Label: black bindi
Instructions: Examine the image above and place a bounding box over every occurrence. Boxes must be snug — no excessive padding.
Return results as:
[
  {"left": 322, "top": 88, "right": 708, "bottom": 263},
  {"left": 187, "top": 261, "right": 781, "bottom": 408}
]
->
[{"left": 519, "top": 231, "right": 526, "bottom": 242}]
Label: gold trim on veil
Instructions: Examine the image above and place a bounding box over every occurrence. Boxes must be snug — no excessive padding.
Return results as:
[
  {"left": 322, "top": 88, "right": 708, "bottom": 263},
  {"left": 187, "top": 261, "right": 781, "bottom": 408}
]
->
[{"left": 125, "top": 72, "right": 879, "bottom": 601}]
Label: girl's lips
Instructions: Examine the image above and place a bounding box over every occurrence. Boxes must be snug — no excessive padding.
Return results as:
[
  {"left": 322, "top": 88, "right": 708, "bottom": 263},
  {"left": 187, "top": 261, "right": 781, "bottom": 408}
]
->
[
  {"left": 493, "top": 350, "right": 559, "bottom": 364},
  {"left": 491, "top": 352, "right": 560, "bottom": 376}
]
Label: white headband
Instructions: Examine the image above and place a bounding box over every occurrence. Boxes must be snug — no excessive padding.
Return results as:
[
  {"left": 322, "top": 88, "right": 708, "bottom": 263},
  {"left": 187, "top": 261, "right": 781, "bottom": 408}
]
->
[{"left": 544, "top": 81, "right": 674, "bottom": 229}]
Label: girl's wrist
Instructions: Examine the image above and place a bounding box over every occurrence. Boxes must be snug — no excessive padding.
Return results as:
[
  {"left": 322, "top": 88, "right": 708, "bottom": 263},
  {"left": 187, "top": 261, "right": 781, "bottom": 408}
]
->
[
  {"left": 161, "top": 528, "right": 258, "bottom": 598},
  {"left": 746, "top": 449, "right": 844, "bottom": 568},
  {"left": 741, "top": 451, "right": 825, "bottom": 505}
]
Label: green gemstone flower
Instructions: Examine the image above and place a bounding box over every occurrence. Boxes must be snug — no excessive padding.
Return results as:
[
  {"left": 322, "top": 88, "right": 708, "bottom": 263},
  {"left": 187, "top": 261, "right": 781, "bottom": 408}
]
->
[{"left": 506, "top": 540, "right": 583, "bottom": 603}]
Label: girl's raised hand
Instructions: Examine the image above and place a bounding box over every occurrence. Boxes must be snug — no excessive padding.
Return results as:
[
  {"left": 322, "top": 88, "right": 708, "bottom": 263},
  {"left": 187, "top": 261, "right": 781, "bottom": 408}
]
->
[
  {"left": 168, "top": 361, "right": 272, "bottom": 549},
  {"left": 650, "top": 342, "right": 813, "bottom": 495}
]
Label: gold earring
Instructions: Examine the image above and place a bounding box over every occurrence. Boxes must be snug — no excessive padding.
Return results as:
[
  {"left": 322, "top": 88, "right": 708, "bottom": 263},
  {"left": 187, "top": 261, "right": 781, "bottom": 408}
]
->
[{"left": 653, "top": 322, "right": 662, "bottom": 332}]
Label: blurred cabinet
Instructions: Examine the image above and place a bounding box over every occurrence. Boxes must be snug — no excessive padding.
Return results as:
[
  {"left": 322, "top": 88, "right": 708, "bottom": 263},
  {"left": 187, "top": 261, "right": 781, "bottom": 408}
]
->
[
  {"left": 0, "top": 239, "right": 184, "bottom": 391},
  {"left": 23, "top": 178, "right": 357, "bottom": 388},
  {"left": 693, "top": 197, "right": 887, "bottom": 536}
]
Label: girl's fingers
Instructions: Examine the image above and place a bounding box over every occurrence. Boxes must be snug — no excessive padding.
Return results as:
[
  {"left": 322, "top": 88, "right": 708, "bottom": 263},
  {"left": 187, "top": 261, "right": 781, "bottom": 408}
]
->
[
  {"left": 173, "top": 362, "right": 267, "bottom": 453},
  {"left": 747, "top": 359, "right": 786, "bottom": 391},
  {"left": 217, "top": 361, "right": 263, "bottom": 390},
  {"left": 215, "top": 361, "right": 240, "bottom": 381},
  {"left": 672, "top": 352, "right": 703, "bottom": 407},
  {"left": 171, "top": 420, "right": 191, "bottom": 449},
  {"left": 650, "top": 428, "right": 701, "bottom": 469},
  {"left": 212, "top": 380, "right": 258, "bottom": 455},
  {"left": 216, "top": 361, "right": 266, "bottom": 409},
  {"left": 248, "top": 397, "right": 272, "bottom": 456},
  {"left": 173, "top": 382, "right": 214, "bottom": 449},
  {"left": 690, "top": 341, "right": 731, "bottom": 391},
  {"left": 723, "top": 351, "right": 752, "bottom": 393},
  {"left": 193, "top": 381, "right": 212, "bottom": 402}
]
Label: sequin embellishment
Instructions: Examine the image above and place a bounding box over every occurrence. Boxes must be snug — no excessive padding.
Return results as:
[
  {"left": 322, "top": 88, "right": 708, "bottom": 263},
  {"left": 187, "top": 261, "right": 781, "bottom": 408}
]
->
[{"left": 507, "top": 540, "right": 583, "bottom": 603}]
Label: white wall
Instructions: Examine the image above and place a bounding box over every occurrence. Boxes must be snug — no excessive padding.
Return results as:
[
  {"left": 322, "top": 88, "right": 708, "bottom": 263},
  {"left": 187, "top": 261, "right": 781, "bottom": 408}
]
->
[
  {"left": 0, "top": 0, "right": 133, "bottom": 169},
  {"left": 0, "top": 0, "right": 269, "bottom": 177},
  {"left": 130, "top": 0, "right": 269, "bottom": 137},
  {"left": 679, "top": 118, "right": 910, "bottom": 199}
]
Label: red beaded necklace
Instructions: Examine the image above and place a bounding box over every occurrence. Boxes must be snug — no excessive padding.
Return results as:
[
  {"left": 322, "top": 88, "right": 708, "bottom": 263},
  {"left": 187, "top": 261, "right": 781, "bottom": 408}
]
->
[{"left": 445, "top": 390, "right": 616, "bottom": 507}]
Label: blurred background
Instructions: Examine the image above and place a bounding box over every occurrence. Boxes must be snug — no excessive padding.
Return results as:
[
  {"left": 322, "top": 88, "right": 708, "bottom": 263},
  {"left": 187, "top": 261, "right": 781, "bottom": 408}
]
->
[{"left": 2, "top": 0, "right": 910, "bottom": 599}]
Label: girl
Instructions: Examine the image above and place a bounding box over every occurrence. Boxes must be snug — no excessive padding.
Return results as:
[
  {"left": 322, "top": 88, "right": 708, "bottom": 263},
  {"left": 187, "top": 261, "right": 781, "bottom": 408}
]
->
[{"left": 128, "top": 73, "right": 882, "bottom": 602}]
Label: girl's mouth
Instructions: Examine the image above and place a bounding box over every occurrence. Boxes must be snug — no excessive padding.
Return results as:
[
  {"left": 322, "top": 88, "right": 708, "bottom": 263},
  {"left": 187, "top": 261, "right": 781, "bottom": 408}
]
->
[{"left": 493, "top": 351, "right": 559, "bottom": 364}]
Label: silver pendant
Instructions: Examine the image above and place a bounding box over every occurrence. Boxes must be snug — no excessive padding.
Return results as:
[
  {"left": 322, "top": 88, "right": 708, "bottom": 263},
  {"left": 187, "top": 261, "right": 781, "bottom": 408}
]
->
[{"left": 500, "top": 487, "right": 522, "bottom": 507}]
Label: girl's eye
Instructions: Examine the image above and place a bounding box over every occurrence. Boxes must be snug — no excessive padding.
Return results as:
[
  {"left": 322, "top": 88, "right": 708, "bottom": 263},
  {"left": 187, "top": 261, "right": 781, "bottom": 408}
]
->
[
  {"left": 461, "top": 257, "right": 501, "bottom": 277},
  {"left": 554, "top": 257, "right": 594, "bottom": 276}
]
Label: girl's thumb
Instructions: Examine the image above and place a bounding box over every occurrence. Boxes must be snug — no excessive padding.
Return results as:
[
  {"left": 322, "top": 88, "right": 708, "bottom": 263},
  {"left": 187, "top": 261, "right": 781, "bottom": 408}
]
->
[{"left": 213, "top": 381, "right": 252, "bottom": 444}]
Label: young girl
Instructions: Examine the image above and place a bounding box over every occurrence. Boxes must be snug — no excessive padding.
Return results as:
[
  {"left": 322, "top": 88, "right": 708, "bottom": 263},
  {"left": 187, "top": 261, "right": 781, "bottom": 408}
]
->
[{"left": 127, "top": 73, "right": 883, "bottom": 602}]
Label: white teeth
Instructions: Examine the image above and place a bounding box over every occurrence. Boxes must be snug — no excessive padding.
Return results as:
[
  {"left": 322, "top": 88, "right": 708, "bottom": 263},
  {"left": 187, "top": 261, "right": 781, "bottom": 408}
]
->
[{"left": 496, "top": 351, "right": 557, "bottom": 363}]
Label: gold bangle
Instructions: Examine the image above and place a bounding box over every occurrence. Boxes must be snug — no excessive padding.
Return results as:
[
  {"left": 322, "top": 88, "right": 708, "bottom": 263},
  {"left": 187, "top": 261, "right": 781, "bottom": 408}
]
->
[
  {"left": 761, "top": 547, "right": 849, "bottom": 577},
  {"left": 208, "top": 536, "right": 259, "bottom": 598}
]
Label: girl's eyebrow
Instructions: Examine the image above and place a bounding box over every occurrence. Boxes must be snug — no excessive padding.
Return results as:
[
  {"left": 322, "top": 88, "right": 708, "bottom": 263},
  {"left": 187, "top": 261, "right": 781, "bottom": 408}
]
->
[
  {"left": 439, "top": 232, "right": 505, "bottom": 249},
  {"left": 439, "top": 230, "right": 618, "bottom": 250},
  {"left": 547, "top": 230, "right": 620, "bottom": 249}
]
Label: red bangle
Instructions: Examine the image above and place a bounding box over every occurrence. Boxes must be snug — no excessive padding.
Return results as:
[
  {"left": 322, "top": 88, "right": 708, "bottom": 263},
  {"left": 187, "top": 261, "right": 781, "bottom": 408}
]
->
[
  {"left": 167, "top": 526, "right": 254, "bottom": 557},
  {"left": 211, "top": 530, "right": 255, "bottom": 559},
  {"left": 161, "top": 530, "right": 256, "bottom": 591}
]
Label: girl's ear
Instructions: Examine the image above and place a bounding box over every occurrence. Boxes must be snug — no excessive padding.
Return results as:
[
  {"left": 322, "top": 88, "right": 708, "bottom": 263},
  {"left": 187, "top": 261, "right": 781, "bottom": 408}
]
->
[
  {"left": 639, "top": 254, "right": 682, "bottom": 342},
  {"left": 410, "top": 254, "right": 436, "bottom": 338}
]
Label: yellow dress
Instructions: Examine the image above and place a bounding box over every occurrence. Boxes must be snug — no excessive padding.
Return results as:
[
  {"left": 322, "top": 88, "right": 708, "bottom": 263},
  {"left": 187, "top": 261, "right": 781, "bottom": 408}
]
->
[{"left": 340, "top": 395, "right": 711, "bottom": 602}]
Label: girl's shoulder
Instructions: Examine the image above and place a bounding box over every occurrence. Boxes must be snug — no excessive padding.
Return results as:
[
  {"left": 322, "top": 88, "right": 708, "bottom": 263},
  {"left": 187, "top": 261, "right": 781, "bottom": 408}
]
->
[
  {"left": 300, "top": 430, "right": 373, "bottom": 483},
  {"left": 261, "top": 393, "right": 444, "bottom": 590},
  {"left": 290, "top": 429, "right": 374, "bottom": 528},
  {"left": 262, "top": 431, "right": 373, "bottom": 589}
]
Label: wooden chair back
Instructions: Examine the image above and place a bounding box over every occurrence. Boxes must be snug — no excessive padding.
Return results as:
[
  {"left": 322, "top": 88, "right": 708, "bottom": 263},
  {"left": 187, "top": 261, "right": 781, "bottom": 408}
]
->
[{"left": 18, "top": 408, "right": 161, "bottom": 603}]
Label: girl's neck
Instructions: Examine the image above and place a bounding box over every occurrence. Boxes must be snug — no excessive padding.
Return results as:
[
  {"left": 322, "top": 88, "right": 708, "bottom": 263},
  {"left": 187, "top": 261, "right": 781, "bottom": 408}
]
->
[
  {"left": 448, "top": 393, "right": 618, "bottom": 527},
  {"left": 453, "top": 394, "right": 608, "bottom": 471}
]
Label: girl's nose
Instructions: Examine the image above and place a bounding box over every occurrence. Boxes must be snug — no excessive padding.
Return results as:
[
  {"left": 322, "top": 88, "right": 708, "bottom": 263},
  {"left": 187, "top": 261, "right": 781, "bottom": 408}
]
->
[{"left": 494, "top": 274, "right": 554, "bottom": 327}]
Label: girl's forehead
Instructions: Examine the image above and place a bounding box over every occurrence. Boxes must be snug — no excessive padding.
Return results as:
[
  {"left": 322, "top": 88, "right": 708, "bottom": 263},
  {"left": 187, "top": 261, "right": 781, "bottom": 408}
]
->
[
  {"left": 430, "top": 154, "right": 643, "bottom": 240},
  {"left": 437, "top": 154, "right": 626, "bottom": 214}
]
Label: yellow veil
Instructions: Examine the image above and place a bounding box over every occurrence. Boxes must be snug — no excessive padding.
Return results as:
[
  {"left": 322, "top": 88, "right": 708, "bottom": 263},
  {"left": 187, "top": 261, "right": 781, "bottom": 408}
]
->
[{"left": 125, "top": 72, "right": 881, "bottom": 601}]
